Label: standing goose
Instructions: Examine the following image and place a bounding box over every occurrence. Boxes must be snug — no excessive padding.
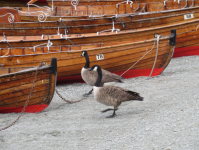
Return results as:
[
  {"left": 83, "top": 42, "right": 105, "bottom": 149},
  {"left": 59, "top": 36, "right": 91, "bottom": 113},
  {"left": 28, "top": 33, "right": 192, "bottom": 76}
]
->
[
  {"left": 81, "top": 50, "right": 124, "bottom": 96},
  {"left": 89, "top": 65, "right": 143, "bottom": 118}
]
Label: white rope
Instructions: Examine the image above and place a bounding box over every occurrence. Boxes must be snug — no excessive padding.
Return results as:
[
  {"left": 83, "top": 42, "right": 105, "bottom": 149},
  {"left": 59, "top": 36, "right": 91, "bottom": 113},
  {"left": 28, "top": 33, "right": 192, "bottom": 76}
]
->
[
  {"left": 97, "top": 20, "right": 120, "bottom": 35},
  {"left": 0, "top": 13, "right": 14, "bottom": 23},
  {"left": 71, "top": 0, "right": 79, "bottom": 10},
  {"left": 0, "top": 49, "right": 9, "bottom": 57},
  {"left": 196, "top": 25, "right": 199, "bottom": 31},
  {"left": 148, "top": 35, "right": 160, "bottom": 78},
  {"left": 120, "top": 40, "right": 156, "bottom": 77},
  {"left": 33, "top": 39, "right": 53, "bottom": 52},
  {"left": 18, "top": 4, "right": 51, "bottom": 22},
  {"left": 19, "top": 10, "right": 48, "bottom": 22},
  {"left": 116, "top": 0, "right": 133, "bottom": 8}
]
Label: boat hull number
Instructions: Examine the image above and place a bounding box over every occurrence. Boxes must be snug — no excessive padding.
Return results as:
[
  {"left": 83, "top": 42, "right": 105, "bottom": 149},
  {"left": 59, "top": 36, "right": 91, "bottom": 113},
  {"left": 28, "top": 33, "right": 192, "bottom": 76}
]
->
[
  {"left": 184, "top": 14, "right": 194, "bottom": 20},
  {"left": 96, "top": 54, "right": 104, "bottom": 60}
]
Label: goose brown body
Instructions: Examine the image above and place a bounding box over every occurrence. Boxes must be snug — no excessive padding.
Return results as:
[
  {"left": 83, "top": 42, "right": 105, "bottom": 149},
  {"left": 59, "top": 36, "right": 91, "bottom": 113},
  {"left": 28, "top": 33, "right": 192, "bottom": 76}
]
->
[{"left": 93, "top": 86, "right": 143, "bottom": 107}]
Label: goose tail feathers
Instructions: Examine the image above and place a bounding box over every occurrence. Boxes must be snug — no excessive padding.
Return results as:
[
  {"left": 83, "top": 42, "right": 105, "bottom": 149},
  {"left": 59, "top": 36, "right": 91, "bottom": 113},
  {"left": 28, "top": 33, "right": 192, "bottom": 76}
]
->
[{"left": 126, "top": 91, "right": 144, "bottom": 101}]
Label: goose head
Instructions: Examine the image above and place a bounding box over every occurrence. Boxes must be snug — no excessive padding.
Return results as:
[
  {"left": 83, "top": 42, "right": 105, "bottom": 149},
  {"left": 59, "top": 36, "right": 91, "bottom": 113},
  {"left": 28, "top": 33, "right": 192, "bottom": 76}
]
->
[
  {"left": 81, "top": 50, "right": 90, "bottom": 69},
  {"left": 80, "top": 50, "right": 87, "bottom": 57},
  {"left": 89, "top": 65, "right": 102, "bottom": 87}
]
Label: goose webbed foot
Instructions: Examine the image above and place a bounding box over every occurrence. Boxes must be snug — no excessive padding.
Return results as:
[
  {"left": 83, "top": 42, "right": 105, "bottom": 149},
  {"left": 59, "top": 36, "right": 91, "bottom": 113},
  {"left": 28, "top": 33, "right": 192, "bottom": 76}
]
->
[
  {"left": 106, "top": 109, "right": 117, "bottom": 118},
  {"left": 101, "top": 108, "right": 118, "bottom": 118},
  {"left": 82, "top": 89, "right": 93, "bottom": 97}
]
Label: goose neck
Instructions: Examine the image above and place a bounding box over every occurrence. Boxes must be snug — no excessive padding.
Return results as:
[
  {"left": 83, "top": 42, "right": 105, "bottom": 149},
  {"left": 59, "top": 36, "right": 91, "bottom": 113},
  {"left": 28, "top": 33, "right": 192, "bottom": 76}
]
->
[
  {"left": 84, "top": 53, "right": 90, "bottom": 69},
  {"left": 94, "top": 68, "right": 102, "bottom": 87}
]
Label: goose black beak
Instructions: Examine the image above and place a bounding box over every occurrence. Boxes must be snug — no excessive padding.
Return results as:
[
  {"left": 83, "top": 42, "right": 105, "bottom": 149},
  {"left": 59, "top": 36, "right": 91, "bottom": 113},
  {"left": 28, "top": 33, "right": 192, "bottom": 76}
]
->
[{"left": 88, "top": 68, "right": 92, "bottom": 71}]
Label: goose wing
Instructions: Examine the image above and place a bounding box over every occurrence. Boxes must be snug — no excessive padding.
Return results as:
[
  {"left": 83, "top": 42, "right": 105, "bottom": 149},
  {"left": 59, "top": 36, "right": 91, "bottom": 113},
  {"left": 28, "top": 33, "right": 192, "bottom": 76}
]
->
[
  {"left": 101, "top": 69, "right": 124, "bottom": 83},
  {"left": 102, "top": 86, "right": 142, "bottom": 102}
]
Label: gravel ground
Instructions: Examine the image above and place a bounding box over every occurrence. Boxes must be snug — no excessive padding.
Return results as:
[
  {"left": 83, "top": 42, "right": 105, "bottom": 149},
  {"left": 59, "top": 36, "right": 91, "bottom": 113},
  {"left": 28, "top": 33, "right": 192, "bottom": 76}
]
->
[{"left": 1, "top": 56, "right": 199, "bottom": 150}]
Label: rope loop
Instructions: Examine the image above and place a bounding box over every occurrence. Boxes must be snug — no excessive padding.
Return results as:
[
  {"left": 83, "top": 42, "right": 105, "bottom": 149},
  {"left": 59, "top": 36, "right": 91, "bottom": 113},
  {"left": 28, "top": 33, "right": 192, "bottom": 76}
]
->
[{"left": 0, "top": 13, "right": 14, "bottom": 23}]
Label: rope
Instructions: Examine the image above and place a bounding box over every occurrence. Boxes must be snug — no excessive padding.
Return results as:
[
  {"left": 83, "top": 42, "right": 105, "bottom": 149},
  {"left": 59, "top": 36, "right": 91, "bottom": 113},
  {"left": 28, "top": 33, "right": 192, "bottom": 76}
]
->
[
  {"left": 0, "top": 49, "right": 9, "bottom": 57},
  {"left": 148, "top": 35, "right": 160, "bottom": 78},
  {"left": 0, "top": 13, "right": 14, "bottom": 23},
  {"left": 120, "top": 40, "right": 156, "bottom": 77},
  {"left": 0, "top": 64, "right": 42, "bottom": 131},
  {"left": 55, "top": 89, "right": 85, "bottom": 104},
  {"left": 33, "top": 39, "right": 53, "bottom": 52}
]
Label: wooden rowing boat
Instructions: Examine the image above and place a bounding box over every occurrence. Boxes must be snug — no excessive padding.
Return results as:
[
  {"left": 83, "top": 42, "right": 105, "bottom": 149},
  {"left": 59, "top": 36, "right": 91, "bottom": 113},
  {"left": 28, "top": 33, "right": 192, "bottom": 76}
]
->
[
  {"left": 17, "top": 2, "right": 159, "bottom": 17},
  {"left": 0, "top": 16, "right": 198, "bottom": 58},
  {"left": 16, "top": 0, "right": 199, "bottom": 22},
  {"left": 0, "top": 58, "right": 57, "bottom": 113},
  {"left": 1, "top": 5, "right": 199, "bottom": 36},
  {"left": 0, "top": 30, "right": 176, "bottom": 83},
  {"left": 46, "top": 0, "right": 197, "bottom": 8}
]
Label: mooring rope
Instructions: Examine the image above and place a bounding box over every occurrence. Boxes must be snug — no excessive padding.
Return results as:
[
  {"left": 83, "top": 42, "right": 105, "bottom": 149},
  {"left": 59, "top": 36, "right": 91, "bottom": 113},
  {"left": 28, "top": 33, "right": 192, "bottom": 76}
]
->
[
  {"left": 148, "top": 34, "right": 160, "bottom": 78},
  {"left": 55, "top": 89, "right": 85, "bottom": 104},
  {"left": 120, "top": 39, "right": 157, "bottom": 77},
  {"left": 0, "top": 64, "right": 42, "bottom": 131}
]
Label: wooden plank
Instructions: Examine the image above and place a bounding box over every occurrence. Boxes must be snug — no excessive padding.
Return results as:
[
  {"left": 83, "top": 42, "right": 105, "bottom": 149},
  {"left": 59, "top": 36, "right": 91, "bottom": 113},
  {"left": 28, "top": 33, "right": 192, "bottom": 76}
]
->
[
  {"left": 2, "top": 90, "right": 49, "bottom": 107},
  {"left": 0, "top": 79, "right": 50, "bottom": 95},
  {"left": 0, "top": 73, "right": 50, "bottom": 91},
  {"left": 72, "top": 6, "right": 88, "bottom": 16},
  {"left": 0, "top": 70, "right": 50, "bottom": 83},
  {"left": 88, "top": 5, "right": 104, "bottom": 16},
  {"left": 0, "top": 84, "right": 50, "bottom": 101},
  {"left": 56, "top": 6, "right": 72, "bottom": 16}
]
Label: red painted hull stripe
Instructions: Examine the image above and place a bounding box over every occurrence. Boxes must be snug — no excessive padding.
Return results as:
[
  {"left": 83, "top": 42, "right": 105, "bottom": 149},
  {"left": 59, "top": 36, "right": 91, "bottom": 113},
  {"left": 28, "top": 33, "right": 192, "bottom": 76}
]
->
[
  {"left": 173, "top": 46, "right": 199, "bottom": 58},
  {"left": 0, "top": 104, "right": 48, "bottom": 113}
]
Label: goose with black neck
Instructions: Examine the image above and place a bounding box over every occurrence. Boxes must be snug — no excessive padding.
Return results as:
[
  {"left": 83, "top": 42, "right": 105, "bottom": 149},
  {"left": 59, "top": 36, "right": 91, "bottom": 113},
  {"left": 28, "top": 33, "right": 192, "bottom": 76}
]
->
[{"left": 89, "top": 65, "right": 143, "bottom": 118}]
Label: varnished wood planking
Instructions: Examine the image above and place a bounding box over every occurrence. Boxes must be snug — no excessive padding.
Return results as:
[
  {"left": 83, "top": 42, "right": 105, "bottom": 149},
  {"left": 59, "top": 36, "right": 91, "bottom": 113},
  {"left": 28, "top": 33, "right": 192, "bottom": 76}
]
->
[
  {"left": 0, "top": 79, "right": 50, "bottom": 96},
  {"left": 0, "top": 39, "right": 169, "bottom": 67},
  {"left": 2, "top": 6, "right": 199, "bottom": 36},
  {"left": 2, "top": 92, "right": 49, "bottom": 107},
  {"left": 0, "top": 16, "right": 197, "bottom": 48},
  {"left": 0, "top": 36, "right": 173, "bottom": 80},
  {"left": 0, "top": 70, "right": 50, "bottom": 83},
  {"left": 0, "top": 84, "right": 50, "bottom": 101},
  {"left": 1, "top": 89, "right": 49, "bottom": 105},
  {"left": 0, "top": 73, "right": 50, "bottom": 91},
  {"left": 0, "top": 58, "right": 57, "bottom": 113},
  {"left": 0, "top": 8, "right": 21, "bottom": 23}
]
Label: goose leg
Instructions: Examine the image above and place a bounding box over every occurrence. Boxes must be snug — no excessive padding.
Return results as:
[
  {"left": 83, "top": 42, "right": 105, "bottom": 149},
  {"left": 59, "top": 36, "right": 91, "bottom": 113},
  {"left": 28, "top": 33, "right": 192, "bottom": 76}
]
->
[
  {"left": 83, "top": 89, "right": 93, "bottom": 97},
  {"left": 101, "top": 108, "right": 118, "bottom": 113},
  {"left": 106, "top": 109, "right": 117, "bottom": 118}
]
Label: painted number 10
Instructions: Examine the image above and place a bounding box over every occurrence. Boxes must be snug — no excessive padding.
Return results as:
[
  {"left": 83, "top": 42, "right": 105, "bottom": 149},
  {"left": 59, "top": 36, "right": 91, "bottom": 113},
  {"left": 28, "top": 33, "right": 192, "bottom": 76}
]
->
[{"left": 96, "top": 54, "right": 104, "bottom": 60}]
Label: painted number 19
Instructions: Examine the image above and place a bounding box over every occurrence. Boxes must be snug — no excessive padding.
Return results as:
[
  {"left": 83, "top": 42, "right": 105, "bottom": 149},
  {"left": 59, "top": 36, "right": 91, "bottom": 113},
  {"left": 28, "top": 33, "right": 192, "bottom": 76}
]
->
[{"left": 96, "top": 54, "right": 104, "bottom": 60}]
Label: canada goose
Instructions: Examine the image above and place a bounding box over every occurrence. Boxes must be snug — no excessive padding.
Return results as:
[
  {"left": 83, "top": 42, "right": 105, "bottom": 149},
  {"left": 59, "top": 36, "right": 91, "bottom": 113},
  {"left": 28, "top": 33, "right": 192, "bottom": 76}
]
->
[
  {"left": 89, "top": 65, "right": 143, "bottom": 118},
  {"left": 80, "top": 50, "right": 124, "bottom": 96}
]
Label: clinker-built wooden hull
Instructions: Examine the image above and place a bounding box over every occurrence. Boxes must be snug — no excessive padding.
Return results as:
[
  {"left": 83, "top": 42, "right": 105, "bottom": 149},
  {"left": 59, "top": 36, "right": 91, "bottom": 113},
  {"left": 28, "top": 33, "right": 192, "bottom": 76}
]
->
[
  {"left": 0, "top": 58, "right": 57, "bottom": 113},
  {"left": 0, "top": 31, "right": 176, "bottom": 84},
  {"left": 1, "top": 6, "right": 199, "bottom": 35},
  {"left": 0, "top": 17, "right": 198, "bottom": 58}
]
